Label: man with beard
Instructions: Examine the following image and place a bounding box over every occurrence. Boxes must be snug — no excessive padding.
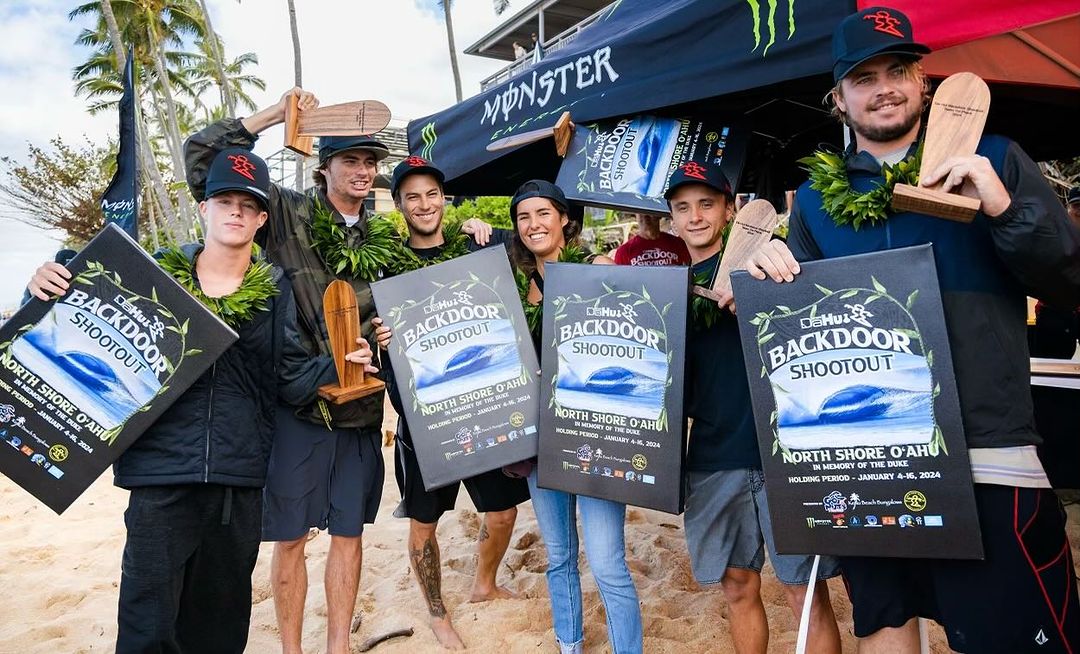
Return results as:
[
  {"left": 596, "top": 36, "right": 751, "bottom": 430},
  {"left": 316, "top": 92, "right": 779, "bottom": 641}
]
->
[
  {"left": 748, "top": 7, "right": 1080, "bottom": 653},
  {"left": 185, "top": 89, "right": 393, "bottom": 654},
  {"left": 372, "top": 156, "right": 528, "bottom": 650}
]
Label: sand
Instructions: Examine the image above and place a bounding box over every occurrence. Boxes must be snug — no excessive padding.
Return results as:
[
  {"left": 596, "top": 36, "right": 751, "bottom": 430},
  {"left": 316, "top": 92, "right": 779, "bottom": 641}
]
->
[{"left": 1, "top": 439, "right": 1075, "bottom": 653}]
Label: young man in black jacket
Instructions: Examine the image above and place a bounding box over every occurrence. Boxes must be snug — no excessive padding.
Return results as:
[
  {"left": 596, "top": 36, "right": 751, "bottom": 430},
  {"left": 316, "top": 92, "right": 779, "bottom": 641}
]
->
[
  {"left": 748, "top": 7, "right": 1080, "bottom": 653},
  {"left": 26, "top": 149, "right": 377, "bottom": 654}
]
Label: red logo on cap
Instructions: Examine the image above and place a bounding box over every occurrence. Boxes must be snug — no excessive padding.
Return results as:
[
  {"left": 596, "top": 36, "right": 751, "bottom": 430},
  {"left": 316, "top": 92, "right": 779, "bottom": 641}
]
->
[
  {"left": 864, "top": 10, "right": 905, "bottom": 38},
  {"left": 405, "top": 156, "right": 428, "bottom": 168},
  {"left": 227, "top": 154, "right": 257, "bottom": 181},
  {"left": 680, "top": 162, "right": 708, "bottom": 181}
]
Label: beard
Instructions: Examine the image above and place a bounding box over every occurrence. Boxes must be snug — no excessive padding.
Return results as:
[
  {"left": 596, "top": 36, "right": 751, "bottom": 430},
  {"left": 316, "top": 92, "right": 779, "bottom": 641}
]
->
[{"left": 846, "top": 98, "right": 923, "bottom": 144}]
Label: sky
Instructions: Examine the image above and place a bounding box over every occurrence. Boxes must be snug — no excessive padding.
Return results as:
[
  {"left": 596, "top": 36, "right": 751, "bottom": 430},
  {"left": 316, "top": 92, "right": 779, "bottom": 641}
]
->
[{"left": 0, "top": 0, "right": 523, "bottom": 310}]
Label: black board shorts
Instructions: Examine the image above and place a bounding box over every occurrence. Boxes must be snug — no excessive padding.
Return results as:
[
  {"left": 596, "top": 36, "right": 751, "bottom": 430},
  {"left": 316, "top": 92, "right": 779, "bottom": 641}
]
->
[
  {"left": 262, "top": 405, "right": 384, "bottom": 540},
  {"left": 840, "top": 485, "right": 1080, "bottom": 653},
  {"left": 394, "top": 433, "right": 529, "bottom": 524}
]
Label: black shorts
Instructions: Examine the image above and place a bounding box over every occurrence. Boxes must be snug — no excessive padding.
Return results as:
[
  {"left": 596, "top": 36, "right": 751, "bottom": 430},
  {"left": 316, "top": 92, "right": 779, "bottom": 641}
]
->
[
  {"left": 841, "top": 485, "right": 1080, "bottom": 653},
  {"left": 262, "top": 406, "right": 384, "bottom": 541},
  {"left": 394, "top": 435, "right": 529, "bottom": 524}
]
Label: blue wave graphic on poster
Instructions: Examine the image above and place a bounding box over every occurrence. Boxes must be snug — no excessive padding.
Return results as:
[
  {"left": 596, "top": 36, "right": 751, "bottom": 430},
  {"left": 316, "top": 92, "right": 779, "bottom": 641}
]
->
[
  {"left": 407, "top": 319, "right": 523, "bottom": 405},
  {"left": 9, "top": 304, "right": 161, "bottom": 430},
  {"left": 773, "top": 349, "right": 933, "bottom": 449},
  {"left": 555, "top": 336, "right": 667, "bottom": 420},
  {"left": 609, "top": 116, "right": 681, "bottom": 197}
]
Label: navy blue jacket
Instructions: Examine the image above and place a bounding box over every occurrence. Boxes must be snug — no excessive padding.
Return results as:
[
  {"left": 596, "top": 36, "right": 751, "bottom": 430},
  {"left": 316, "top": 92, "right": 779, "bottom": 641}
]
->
[
  {"left": 788, "top": 135, "right": 1080, "bottom": 450},
  {"left": 113, "top": 245, "right": 335, "bottom": 489}
]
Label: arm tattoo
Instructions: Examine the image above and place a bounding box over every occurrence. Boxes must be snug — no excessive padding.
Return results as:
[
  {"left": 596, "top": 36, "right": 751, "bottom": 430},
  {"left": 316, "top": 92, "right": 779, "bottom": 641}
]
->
[
  {"left": 409, "top": 538, "right": 447, "bottom": 618},
  {"left": 478, "top": 522, "right": 490, "bottom": 543}
]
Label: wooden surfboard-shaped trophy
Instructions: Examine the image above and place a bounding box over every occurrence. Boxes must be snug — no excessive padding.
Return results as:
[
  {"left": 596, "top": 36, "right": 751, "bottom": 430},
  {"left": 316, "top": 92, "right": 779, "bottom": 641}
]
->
[
  {"left": 284, "top": 96, "right": 392, "bottom": 157},
  {"left": 693, "top": 199, "right": 779, "bottom": 301},
  {"left": 891, "top": 72, "right": 989, "bottom": 222},
  {"left": 318, "top": 280, "right": 385, "bottom": 403},
  {"left": 486, "top": 111, "right": 576, "bottom": 157}
]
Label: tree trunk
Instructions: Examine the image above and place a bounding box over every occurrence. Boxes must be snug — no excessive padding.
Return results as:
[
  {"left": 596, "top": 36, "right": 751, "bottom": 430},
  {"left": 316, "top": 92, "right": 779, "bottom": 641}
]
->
[
  {"left": 287, "top": 0, "right": 306, "bottom": 192},
  {"left": 197, "top": 0, "right": 236, "bottom": 116},
  {"left": 149, "top": 32, "right": 197, "bottom": 234},
  {"left": 99, "top": 0, "right": 125, "bottom": 69},
  {"left": 443, "top": 1, "right": 463, "bottom": 102}
]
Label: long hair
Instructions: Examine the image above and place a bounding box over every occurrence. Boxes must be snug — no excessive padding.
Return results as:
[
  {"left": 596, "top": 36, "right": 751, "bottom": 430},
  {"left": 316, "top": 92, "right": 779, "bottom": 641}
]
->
[{"left": 825, "top": 58, "right": 931, "bottom": 125}]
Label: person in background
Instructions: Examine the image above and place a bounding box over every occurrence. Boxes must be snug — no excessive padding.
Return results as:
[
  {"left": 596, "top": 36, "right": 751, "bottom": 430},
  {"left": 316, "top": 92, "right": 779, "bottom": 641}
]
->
[{"left": 613, "top": 212, "right": 690, "bottom": 266}]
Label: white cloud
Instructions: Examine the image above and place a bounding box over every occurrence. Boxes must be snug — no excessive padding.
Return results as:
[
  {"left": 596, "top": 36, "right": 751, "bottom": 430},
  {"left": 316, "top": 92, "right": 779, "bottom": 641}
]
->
[{"left": 0, "top": 0, "right": 521, "bottom": 308}]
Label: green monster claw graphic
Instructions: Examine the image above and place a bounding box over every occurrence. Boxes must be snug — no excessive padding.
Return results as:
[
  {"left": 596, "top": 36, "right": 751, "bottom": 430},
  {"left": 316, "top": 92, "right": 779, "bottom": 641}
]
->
[
  {"left": 746, "top": 0, "right": 796, "bottom": 56},
  {"left": 420, "top": 121, "right": 438, "bottom": 160}
]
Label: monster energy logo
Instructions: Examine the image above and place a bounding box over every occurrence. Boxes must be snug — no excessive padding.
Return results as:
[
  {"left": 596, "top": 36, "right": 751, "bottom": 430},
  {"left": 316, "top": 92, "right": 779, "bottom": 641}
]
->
[
  {"left": 420, "top": 121, "right": 438, "bottom": 160},
  {"left": 746, "top": 0, "right": 796, "bottom": 56}
]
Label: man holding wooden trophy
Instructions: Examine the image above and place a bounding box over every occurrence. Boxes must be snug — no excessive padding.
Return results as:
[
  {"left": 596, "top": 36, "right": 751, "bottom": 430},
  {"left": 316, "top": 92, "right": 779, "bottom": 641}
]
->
[
  {"left": 185, "top": 89, "right": 394, "bottom": 654},
  {"left": 748, "top": 7, "right": 1080, "bottom": 653}
]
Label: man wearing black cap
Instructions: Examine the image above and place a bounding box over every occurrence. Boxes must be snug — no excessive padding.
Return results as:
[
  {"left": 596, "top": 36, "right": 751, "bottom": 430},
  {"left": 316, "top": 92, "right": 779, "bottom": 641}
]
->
[
  {"left": 185, "top": 89, "right": 393, "bottom": 654},
  {"left": 372, "top": 156, "right": 527, "bottom": 649},
  {"left": 28, "top": 148, "right": 372, "bottom": 653},
  {"left": 749, "top": 7, "right": 1080, "bottom": 653},
  {"left": 666, "top": 162, "right": 842, "bottom": 654}
]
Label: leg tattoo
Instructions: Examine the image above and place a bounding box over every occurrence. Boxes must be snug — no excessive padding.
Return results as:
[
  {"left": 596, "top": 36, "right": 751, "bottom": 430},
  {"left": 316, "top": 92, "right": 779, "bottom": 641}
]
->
[
  {"left": 410, "top": 538, "right": 447, "bottom": 618},
  {"left": 478, "top": 522, "right": 490, "bottom": 544}
]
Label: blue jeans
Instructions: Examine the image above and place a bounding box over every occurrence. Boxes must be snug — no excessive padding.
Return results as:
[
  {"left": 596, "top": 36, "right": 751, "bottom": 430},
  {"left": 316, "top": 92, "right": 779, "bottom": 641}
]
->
[{"left": 528, "top": 471, "right": 643, "bottom": 654}]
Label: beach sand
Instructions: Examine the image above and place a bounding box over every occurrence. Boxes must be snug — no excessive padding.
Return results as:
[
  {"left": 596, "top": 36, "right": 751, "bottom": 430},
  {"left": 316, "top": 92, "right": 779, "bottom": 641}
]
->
[{"left": 1, "top": 438, "right": 1073, "bottom": 653}]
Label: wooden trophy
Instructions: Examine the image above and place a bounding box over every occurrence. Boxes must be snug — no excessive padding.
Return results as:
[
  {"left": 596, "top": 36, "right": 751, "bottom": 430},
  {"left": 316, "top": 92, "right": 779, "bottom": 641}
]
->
[
  {"left": 284, "top": 97, "right": 392, "bottom": 157},
  {"left": 891, "top": 72, "right": 989, "bottom": 222},
  {"left": 693, "top": 199, "right": 779, "bottom": 301},
  {"left": 317, "top": 280, "right": 385, "bottom": 404},
  {"left": 486, "top": 111, "right": 576, "bottom": 157}
]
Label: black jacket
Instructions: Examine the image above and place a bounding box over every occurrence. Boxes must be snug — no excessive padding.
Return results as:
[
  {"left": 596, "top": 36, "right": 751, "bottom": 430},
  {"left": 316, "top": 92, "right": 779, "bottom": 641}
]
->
[
  {"left": 113, "top": 245, "right": 335, "bottom": 489},
  {"left": 789, "top": 135, "right": 1080, "bottom": 450}
]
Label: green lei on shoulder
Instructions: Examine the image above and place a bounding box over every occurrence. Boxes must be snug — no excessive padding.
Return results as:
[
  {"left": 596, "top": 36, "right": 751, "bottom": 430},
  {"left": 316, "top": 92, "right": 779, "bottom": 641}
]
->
[
  {"left": 309, "top": 197, "right": 407, "bottom": 281},
  {"left": 392, "top": 219, "right": 471, "bottom": 274},
  {"left": 799, "top": 146, "right": 921, "bottom": 230},
  {"left": 157, "top": 245, "right": 279, "bottom": 328},
  {"left": 516, "top": 243, "right": 588, "bottom": 335}
]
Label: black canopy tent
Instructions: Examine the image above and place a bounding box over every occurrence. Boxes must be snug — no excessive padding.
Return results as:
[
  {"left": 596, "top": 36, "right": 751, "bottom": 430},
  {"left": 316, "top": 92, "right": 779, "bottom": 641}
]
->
[{"left": 408, "top": 0, "right": 1080, "bottom": 204}]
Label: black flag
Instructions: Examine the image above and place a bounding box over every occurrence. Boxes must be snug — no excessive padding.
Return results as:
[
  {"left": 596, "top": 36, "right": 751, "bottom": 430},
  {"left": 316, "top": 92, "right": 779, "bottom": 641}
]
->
[{"left": 100, "top": 46, "right": 139, "bottom": 239}]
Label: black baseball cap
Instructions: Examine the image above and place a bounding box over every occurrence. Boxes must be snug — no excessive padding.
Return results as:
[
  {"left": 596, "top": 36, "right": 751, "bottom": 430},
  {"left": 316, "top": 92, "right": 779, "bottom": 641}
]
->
[
  {"left": 204, "top": 147, "right": 270, "bottom": 211},
  {"left": 1067, "top": 186, "right": 1080, "bottom": 205},
  {"left": 510, "top": 180, "right": 577, "bottom": 223},
  {"left": 664, "top": 160, "right": 732, "bottom": 200},
  {"left": 318, "top": 135, "right": 390, "bottom": 164},
  {"left": 833, "top": 6, "right": 930, "bottom": 82},
  {"left": 390, "top": 156, "right": 445, "bottom": 197}
]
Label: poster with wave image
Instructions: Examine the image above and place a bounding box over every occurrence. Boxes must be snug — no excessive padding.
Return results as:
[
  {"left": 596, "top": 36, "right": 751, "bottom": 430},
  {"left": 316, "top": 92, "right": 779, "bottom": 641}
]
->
[
  {"left": 0, "top": 224, "right": 236, "bottom": 513},
  {"left": 538, "top": 263, "right": 688, "bottom": 514},
  {"left": 731, "top": 244, "right": 982, "bottom": 559},
  {"left": 555, "top": 113, "right": 748, "bottom": 214},
  {"left": 372, "top": 248, "right": 540, "bottom": 490}
]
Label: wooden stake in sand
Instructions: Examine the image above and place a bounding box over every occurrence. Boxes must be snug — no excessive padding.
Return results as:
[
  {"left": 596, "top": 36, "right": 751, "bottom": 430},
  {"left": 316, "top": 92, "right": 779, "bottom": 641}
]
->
[
  {"left": 284, "top": 98, "right": 392, "bottom": 156},
  {"left": 317, "top": 280, "right": 385, "bottom": 404},
  {"left": 891, "top": 72, "right": 989, "bottom": 222},
  {"left": 693, "top": 199, "right": 779, "bottom": 301}
]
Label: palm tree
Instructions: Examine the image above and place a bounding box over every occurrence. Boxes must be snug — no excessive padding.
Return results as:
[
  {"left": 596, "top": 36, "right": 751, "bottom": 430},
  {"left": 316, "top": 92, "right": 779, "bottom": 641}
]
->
[
  {"left": 428, "top": 0, "right": 512, "bottom": 103},
  {"left": 194, "top": 0, "right": 236, "bottom": 116},
  {"left": 286, "top": 0, "right": 305, "bottom": 191},
  {"left": 184, "top": 44, "right": 266, "bottom": 121}
]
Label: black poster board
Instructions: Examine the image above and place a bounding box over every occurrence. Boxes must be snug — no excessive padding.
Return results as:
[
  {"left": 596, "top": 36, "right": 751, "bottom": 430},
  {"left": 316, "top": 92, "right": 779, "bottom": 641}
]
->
[
  {"left": 0, "top": 225, "right": 237, "bottom": 513},
  {"left": 537, "top": 263, "right": 689, "bottom": 514},
  {"left": 555, "top": 114, "right": 748, "bottom": 213},
  {"left": 371, "top": 248, "right": 540, "bottom": 489},
  {"left": 731, "top": 245, "right": 982, "bottom": 559}
]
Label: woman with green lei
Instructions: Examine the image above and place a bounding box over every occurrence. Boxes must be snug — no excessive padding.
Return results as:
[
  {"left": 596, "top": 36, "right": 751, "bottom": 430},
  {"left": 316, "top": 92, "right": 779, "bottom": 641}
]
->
[{"left": 508, "top": 180, "right": 643, "bottom": 654}]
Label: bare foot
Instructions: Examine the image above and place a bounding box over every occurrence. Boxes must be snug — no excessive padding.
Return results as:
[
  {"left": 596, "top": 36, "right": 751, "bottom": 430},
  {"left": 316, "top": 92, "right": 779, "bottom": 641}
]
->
[
  {"left": 429, "top": 616, "right": 465, "bottom": 650},
  {"left": 469, "top": 584, "right": 519, "bottom": 602}
]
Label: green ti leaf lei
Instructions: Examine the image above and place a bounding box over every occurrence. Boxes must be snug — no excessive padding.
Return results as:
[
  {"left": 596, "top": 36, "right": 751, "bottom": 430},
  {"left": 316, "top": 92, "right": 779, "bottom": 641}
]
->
[
  {"left": 157, "top": 245, "right": 279, "bottom": 328},
  {"left": 690, "top": 266, "right": 726, "bottom": 329},
  {"left": 516, "top": 243, "right": 589, "bottom": 336},
  {"left": 391, "top": 219, "right": 471, "bottom": 274},
  {"left": 799, "top": 147, "right": 921, "bottom": 230},
  {"left": 309, "top": 198, "right": 407, "bottom": 281}
]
